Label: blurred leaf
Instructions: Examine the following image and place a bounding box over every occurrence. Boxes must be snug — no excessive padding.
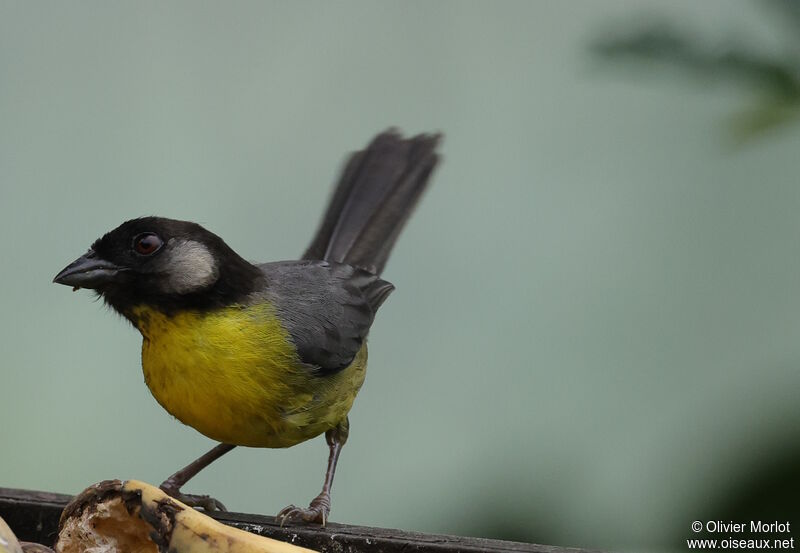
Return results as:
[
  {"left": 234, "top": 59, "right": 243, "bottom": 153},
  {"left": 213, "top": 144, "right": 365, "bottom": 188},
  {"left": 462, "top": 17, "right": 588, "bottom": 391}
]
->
[
  {"left": 591, "top": 6, "right": 800, "bottom": 143},
  {"left": 592, "top": 26, "right": 800, "bottom": 100},
  {"left": 729, "top": 100, "right": 800, "bottom": 143},
  {"left": 763, "top": 0, "right": 800, "bottom": 41},
  {"left": 672, "top": 439, "right": 800, "bottom": 549}
]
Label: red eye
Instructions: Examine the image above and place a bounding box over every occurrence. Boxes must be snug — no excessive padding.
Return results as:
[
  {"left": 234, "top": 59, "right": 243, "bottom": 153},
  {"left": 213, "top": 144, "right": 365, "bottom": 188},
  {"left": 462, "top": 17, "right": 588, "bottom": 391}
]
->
[{"left": 133, "top": 233, "right": 163, "bottom": 255}]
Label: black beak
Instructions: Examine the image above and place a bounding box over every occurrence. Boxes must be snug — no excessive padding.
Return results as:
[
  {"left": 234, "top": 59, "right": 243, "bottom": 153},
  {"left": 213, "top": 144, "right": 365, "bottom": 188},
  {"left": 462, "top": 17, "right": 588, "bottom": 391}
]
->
[{"left": 53, "top": 251, "right": 127, "bottom": 289}]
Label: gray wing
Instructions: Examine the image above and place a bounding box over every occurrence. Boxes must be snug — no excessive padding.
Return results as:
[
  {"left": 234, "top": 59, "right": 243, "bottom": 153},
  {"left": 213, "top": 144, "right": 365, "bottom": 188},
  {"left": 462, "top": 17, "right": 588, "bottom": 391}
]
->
[{"left": 256, "top": 260, "right": 394, "bottom": 373}]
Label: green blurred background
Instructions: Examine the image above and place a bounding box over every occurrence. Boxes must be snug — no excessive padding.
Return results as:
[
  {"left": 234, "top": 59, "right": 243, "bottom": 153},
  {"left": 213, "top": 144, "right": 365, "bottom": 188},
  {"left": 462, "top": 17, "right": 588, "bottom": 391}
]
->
[{"left": 1, "top": 2, "right": 799, "bottom": 552}]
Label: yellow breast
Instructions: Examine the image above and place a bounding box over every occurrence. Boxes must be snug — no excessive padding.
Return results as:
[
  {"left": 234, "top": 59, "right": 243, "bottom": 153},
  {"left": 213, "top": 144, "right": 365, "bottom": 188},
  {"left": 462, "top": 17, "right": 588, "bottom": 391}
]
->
[{"left": 131, "top": 304, "right": 367, "bottom": 448}]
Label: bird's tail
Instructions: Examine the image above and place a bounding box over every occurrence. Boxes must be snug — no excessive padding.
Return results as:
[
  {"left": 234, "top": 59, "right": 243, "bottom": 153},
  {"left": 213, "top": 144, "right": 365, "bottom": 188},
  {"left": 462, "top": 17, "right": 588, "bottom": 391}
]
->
[{"left": 303, "top": 130, "right": 442, "bottom": 275}]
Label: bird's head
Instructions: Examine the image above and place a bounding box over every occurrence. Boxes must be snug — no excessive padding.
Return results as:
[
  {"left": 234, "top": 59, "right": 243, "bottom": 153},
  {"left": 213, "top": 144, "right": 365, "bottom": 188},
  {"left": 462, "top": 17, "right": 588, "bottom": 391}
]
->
[{"left": 54, "top": 217, "right": 263, "bottom": 315}]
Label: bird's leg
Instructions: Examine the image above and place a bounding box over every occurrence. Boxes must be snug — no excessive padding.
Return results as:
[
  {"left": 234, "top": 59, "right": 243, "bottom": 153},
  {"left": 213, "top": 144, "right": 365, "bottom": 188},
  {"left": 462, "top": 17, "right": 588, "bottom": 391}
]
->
[
  {"left": 278, "top": 418, "right": 349, "bottom": 526},
  {"left": 160, "top": 443, "right": 236, "bottom": 511}
]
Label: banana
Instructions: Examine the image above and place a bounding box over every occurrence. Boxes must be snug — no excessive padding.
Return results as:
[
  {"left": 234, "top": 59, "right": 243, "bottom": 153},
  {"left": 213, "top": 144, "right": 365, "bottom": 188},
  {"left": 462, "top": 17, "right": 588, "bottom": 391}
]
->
[
  {"left": 19, "top": 546, "right": 56, "bottom": 553},
  {"left": 56, "top": 480, "right": 316, "bottom": 553},
  {"left": 0, "top": 518, "right": 50, "bottom": 553},
  {"left": 0, "top": 517, "right": 23, "bottom": 553}
]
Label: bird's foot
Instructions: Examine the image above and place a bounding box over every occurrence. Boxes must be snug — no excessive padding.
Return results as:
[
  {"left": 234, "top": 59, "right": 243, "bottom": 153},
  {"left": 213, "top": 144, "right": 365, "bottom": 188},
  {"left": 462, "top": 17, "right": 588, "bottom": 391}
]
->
[
  {"left": 159, "top": 483, "right": 227, "bottom": 512},
  {"left": 277, "top": 492, "right": 330, "bottom": 526}
]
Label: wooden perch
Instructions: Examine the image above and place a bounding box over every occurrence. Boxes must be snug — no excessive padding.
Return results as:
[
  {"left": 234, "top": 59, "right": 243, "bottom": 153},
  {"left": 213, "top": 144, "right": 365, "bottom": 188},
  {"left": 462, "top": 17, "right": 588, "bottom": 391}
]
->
[{"left": 0, "top": 486, "right": 597, "bottom": 553}]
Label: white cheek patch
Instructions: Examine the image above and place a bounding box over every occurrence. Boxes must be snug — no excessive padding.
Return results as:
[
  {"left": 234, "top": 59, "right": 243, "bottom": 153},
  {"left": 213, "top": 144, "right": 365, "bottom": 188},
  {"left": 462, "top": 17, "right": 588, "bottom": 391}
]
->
[{"left": 161, "top": 239, "right": 219, "bottom": 294}]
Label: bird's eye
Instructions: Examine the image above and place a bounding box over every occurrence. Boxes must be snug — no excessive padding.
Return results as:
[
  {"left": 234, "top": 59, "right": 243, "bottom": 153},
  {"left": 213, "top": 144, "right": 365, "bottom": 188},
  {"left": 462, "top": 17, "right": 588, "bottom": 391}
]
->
[{"left": 132, "top": 233, "right": 164, "bottom": 256}]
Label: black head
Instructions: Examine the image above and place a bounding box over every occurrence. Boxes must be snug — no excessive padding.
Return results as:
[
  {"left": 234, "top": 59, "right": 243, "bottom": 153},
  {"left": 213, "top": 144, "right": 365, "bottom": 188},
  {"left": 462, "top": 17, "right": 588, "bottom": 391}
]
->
[{"left": 54, "top": 217, "right": 264, "bottom": 316}]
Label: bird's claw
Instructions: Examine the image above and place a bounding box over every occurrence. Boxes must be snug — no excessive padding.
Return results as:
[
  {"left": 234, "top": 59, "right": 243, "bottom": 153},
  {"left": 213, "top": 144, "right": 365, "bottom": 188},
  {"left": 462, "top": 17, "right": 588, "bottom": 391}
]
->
[
  {"left": 159, "top": 484, "right": 228, "bottom": 512},
  {"left": 277, "top": 493, "right": 330, "bottom": 526}
]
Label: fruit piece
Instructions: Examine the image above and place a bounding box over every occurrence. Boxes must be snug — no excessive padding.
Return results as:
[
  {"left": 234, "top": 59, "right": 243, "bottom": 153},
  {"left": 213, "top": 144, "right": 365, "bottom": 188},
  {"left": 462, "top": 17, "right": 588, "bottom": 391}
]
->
[
  {"left": 20, "top": 545, "right": 56, "bottom": 553},
  {"left": 55, "top": 480, "right": 316, "bottom": 553},
  {"left": 0, "top": 517, "right": 23, "bottom": 553}
]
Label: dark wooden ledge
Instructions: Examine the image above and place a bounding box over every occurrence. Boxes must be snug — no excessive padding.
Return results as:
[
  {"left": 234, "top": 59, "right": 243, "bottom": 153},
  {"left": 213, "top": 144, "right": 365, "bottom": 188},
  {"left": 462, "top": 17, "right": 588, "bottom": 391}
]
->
[{"left": 0, "top": 486, "right": 597, "bottom": 553}]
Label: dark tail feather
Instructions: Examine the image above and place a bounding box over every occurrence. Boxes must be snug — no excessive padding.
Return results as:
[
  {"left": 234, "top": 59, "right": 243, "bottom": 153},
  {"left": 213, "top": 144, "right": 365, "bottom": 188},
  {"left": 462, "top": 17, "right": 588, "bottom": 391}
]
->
[{"left": 303, "top": 129, "right": 442, "bottom": 275}]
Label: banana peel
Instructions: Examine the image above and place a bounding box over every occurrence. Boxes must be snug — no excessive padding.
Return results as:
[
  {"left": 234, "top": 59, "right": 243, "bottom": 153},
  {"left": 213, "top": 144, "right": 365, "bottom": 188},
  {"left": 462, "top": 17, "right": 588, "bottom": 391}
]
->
[{"left": 55, "top": 480, "right": 316, "bottom": 553}]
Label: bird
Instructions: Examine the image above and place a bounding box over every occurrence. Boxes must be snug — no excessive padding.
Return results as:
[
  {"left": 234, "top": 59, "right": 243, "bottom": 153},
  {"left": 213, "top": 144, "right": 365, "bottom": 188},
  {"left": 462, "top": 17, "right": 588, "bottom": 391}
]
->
[{"left": 53, "top": 130, "right": 442, "bottom": 524}]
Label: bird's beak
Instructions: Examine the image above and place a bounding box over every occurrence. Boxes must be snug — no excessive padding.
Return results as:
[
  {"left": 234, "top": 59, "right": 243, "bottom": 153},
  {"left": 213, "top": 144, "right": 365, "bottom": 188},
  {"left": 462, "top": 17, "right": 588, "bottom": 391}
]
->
[{"left": 53, "top": 251, "right": 127, "bottom": 289}]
